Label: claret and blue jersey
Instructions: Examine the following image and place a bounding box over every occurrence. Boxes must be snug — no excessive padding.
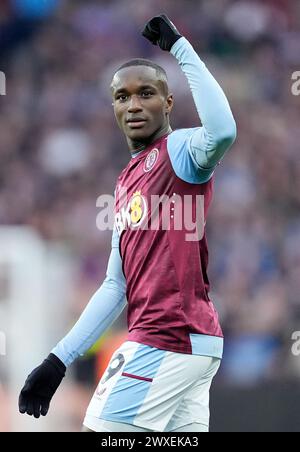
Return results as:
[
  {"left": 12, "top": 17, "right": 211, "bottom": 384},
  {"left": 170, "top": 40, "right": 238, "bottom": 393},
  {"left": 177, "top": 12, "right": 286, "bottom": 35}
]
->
[{"left": 114, "top": 132, "right": 223, "bottom": 357}]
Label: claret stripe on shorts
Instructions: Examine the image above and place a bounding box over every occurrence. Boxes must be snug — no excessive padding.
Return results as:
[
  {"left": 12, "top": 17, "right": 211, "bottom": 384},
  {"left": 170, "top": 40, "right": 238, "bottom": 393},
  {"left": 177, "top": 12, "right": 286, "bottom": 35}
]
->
[{"left": 121, "top": 372, "right": 153, "bottom": 382}]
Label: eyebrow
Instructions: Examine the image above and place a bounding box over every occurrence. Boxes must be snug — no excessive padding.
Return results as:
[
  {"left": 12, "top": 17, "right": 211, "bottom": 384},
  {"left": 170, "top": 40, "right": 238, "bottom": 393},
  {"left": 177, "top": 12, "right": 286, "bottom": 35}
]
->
[{"left": 113, "top": 84, "right": 158, "bottom": 97}]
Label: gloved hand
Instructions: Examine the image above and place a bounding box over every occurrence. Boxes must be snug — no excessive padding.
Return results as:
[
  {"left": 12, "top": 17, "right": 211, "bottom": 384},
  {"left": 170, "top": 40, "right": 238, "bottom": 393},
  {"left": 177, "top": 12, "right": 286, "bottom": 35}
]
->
[
  {"left": 142, "top": 14, "right": 182, "bottom": 51},
  {"left": 19, "top": 353, "right": 66, "bottom": 418}
]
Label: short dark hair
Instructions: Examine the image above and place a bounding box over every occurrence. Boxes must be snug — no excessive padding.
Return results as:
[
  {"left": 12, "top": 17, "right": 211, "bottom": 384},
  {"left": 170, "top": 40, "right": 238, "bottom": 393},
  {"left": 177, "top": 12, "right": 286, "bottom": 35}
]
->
[
  {"left": 115, "top": 59, "right": 168, "bottom": 81},
  {"left": 113, "top": 58, "right": 169, "bottom": 96}
]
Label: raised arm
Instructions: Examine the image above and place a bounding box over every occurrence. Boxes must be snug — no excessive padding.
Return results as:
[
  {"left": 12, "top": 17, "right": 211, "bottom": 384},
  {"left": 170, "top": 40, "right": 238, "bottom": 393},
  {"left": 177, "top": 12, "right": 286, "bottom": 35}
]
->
[
  {"left": 170, "top": 37, "right": 237, "bottom": 169},
  {"left": 142, "top": 14, "right": 237, "bottom": 183}
]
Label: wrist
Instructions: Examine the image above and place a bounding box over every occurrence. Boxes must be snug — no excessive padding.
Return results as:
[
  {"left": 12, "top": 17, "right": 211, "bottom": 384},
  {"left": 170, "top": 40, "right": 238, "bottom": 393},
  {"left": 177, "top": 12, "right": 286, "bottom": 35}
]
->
[
  {"left": 46, "top": 353, "right": 66, "bottom": 376},
  {"left": 169, "top": 36, "right": 186, "bottom": 55}
]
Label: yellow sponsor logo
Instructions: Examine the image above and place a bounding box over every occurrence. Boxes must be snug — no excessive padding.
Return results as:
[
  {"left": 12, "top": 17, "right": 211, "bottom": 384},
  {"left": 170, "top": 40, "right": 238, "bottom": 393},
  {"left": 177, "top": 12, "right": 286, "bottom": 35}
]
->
[{"left": 115, "top": 190, "right": 148, "bottom": 234}]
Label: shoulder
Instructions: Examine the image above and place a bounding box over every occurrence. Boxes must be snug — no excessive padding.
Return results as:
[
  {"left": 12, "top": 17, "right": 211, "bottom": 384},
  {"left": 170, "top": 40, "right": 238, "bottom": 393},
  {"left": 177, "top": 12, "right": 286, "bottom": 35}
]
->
[
  {"left": 167, "top": 128, "right": 214, "bottom": 184},
  {"left": 168, "top": 128, "right": 199, "bottom": 144},
  {"left": 167, "top": 128, "right": 201, "bottom": 161}
]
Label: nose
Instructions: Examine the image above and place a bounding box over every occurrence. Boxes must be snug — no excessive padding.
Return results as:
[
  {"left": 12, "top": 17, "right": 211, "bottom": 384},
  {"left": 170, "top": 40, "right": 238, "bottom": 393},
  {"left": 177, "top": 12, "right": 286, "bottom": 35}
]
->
[{"left": 127, "top": 95, "right": 143, "bottom": 113}]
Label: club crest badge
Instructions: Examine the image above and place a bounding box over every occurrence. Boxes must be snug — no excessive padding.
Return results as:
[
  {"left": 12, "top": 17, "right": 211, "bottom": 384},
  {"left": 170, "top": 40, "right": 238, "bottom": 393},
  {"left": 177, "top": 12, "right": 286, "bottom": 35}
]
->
[{"left": 144, "top": 148, "right": 159, "bottom": 173}]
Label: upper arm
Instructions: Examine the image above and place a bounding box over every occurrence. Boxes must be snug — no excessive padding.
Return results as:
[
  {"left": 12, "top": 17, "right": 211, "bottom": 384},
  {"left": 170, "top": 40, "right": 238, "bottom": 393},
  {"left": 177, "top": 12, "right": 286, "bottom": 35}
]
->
[
  {"left": 167, "top": 128, "right": 216, "bottom": 184},
  {"left": 189, "top": 121, "right": 237, "bottom": 170}
]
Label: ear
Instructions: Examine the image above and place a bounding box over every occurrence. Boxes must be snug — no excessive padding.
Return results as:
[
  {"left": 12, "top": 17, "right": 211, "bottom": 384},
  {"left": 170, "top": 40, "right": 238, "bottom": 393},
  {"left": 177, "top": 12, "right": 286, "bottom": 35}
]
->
[{"left": 165, "top": 93, "right": 174, "bottom": 116}]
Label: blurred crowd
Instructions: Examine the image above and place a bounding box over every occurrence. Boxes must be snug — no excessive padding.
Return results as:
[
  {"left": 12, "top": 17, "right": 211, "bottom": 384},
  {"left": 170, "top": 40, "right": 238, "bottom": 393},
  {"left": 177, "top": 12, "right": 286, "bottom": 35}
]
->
[{"left": 1, "top": 0, "right": 300, "bottom": 386}]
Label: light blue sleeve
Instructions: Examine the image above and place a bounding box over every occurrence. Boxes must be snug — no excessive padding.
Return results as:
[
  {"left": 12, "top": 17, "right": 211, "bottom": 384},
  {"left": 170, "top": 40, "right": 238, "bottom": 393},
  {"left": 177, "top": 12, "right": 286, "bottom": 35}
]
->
[
  {"left": 168, "top": 37, "right": 237, "bottom": 184},
  {"left": 51, "top": 226, "right": 127, "bottom": 367},
  {"left": 167, "top": 128, "right": 216, "bottom": 184}
]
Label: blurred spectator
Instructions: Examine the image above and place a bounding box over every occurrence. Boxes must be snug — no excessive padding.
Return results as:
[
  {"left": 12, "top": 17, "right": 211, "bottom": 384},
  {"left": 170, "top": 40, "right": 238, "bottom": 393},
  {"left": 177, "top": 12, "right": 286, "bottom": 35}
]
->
[{"left": 11, "top": 0, "right": 58, "bottom": 19}]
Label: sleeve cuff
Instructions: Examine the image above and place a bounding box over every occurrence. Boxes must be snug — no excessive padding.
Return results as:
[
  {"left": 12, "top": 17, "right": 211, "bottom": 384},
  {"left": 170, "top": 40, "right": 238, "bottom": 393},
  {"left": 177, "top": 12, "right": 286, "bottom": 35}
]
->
[
  {"left": 47, "top": 353, "right": 67, "bottom": 375},
  {"left": 170, "top": 36, "right": 195, "bottom": 56}
]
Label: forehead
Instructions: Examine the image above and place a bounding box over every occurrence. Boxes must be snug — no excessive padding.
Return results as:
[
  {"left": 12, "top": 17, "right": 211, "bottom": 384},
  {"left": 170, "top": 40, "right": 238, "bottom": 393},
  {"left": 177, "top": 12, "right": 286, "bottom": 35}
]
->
[{"left": 111, "top": 66, "right": 161, "bottom": 92}]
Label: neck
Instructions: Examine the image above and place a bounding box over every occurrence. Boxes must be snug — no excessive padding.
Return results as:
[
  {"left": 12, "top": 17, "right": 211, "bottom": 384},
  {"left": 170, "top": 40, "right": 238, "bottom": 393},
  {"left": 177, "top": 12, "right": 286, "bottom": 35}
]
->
[{"left": 128, "top": 124, "right": 172, "bottom": 155}]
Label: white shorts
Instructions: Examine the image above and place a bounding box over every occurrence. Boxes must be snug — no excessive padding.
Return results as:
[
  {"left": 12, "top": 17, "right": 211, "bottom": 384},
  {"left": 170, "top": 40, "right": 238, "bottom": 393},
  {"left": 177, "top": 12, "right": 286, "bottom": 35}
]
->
[{"left": 83, "top": 341, "right": 220, "bottom": 432}]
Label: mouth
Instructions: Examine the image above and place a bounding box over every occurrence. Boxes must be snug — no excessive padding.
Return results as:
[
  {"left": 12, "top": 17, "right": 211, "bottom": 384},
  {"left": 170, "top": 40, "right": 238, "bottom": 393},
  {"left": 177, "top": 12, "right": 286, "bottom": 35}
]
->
[{"left": 126, "top": 118, "right": 147, "bottom": 129}]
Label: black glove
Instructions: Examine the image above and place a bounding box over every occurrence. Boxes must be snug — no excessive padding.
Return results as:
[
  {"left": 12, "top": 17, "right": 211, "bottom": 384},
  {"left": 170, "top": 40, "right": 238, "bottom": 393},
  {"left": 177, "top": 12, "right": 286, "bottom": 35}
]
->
[
  {"left": 142, "top": 14, "right": 182, "bottom": 51},
  {"left": 19, "top": 353, "right": 66, "bottom": 418}
]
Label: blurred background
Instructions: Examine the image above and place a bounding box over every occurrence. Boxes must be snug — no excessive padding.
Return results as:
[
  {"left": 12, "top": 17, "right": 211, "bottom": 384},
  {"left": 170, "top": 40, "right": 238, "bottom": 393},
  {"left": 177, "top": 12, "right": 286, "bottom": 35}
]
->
[{"left": 0, "top": 0, "right": 300, "bottom": 432}]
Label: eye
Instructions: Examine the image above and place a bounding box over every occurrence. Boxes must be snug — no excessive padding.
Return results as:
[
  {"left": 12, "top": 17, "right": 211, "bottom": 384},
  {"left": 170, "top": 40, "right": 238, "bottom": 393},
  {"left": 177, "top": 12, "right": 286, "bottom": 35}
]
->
[
  {"left": 116, "top": 94, "right": 128, "bottom": 102},
  {"left": 141, "top": 91, "right": 154, "bottom": 97}
]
